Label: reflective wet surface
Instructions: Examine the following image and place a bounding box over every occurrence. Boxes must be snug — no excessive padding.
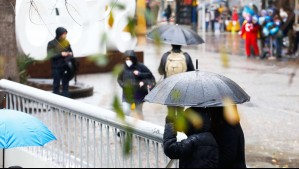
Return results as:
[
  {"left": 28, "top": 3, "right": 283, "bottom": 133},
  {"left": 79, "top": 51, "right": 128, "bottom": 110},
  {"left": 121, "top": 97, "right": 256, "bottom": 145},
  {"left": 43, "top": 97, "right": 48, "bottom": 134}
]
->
[{"left": 76, "top": 33, "right": 299, "bottom": 168}]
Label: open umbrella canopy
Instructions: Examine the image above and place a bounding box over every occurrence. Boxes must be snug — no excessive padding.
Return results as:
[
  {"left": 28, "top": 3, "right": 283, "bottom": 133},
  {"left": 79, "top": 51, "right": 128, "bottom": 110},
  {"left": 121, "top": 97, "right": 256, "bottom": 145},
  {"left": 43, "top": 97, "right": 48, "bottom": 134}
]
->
[
  {"left": 0, "top": 109, "right": 57, "bottom": 149},
  {"left": 144, "top": 71, "right": 250, "bottom": 107},
  {"left": 146, "top": 24, "right": 205, "bottom": 46}
]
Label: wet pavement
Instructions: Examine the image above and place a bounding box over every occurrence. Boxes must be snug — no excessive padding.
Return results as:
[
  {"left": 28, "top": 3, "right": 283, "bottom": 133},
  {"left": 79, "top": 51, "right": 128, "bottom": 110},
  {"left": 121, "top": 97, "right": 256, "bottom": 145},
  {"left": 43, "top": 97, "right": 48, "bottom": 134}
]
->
[{"left": 75, "top": 33, "right": 299, "bottom": 168}]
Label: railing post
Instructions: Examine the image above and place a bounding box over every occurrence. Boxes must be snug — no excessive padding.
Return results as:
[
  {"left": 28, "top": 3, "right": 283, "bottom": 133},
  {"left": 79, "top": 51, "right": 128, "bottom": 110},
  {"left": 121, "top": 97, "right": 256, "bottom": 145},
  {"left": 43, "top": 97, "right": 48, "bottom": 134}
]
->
[
  {"left": 0, "top": 149, "right": 3, "bottom": 168},
  {"left": 0, "top": 90, "right": 6, "bottom": 109}
]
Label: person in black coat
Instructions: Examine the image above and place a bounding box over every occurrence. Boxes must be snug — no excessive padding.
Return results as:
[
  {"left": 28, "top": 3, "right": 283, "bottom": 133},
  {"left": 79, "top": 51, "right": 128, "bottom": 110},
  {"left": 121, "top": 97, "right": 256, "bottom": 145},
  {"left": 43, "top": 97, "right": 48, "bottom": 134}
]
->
[
  {"left": 47, "top": 27, "right": 73, "bottom": 97},
  {"left": 158, "top": 45, "right": 195, "bottom": 79},
  {"left": 209, "top": 107, "right": 247, "bottom": 168},
  {"left": 117, "top": 50, "right": 155, "bottom": 120},
  {"left": 165, "top": 4, "right": 172, "bottom": 24},
  {"left": 163, "top": 107, "right": 219, "bottom": 168}
]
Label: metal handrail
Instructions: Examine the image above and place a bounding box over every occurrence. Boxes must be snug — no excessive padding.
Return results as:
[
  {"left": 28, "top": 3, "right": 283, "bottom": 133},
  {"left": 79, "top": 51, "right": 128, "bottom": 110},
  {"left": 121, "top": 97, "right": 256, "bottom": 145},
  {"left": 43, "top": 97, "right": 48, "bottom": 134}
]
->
[{"left": 0, "top": 79, "right": 179, "bottom": 168}]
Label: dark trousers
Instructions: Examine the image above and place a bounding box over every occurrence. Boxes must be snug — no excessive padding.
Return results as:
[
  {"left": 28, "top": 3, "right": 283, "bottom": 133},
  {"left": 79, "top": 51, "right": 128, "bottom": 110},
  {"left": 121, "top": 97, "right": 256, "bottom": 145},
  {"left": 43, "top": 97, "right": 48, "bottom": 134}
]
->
[
  {"left": 52, "top": 68, "right": 70, "bottom": 97},
  {"left": 293, "top": 31, "right": 299, "bottom": 54},
  {"left": 211, "top": 20, "right": 215, "bottom": 32},
  {"left": 275, "top": 37, "right": 283, "bottom": 58}
]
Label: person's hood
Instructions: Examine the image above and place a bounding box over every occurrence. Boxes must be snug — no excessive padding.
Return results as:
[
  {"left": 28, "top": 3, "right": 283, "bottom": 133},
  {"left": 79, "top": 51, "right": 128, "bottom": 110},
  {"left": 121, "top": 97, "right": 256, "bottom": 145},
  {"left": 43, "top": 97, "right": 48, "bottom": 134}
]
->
[
  {"left": 55, "top": 27, "right": 68, "bottom": 40},
  {"left": 124, "top": 50, "right": 138, "bottom": 66},
  {"left": 184, "top": 107, "right": 211, "bottom": 136}
]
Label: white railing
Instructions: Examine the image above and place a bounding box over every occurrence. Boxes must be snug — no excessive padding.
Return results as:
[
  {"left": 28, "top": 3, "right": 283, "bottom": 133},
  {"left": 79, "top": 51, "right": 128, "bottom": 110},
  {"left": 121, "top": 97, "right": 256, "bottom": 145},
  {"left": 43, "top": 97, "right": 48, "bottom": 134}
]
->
[{"left": 0, "top": 79, "right": 178, "bottom": 168}]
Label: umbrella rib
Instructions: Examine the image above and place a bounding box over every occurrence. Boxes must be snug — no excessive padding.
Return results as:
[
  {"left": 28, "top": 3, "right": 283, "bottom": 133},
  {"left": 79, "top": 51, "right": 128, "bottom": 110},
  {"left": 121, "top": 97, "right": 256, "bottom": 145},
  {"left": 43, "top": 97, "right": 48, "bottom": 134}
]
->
[
  {"left": 180, "top": 79, "right": 190, "bottom": 106},
  {"left": 199, "top": 75, "right": 206, "bottom": 107},
  {"left": 181, "top": 29, "right": 190, "bottom": 45},
  {"left": 219, "top": 76, "right": 250, "bottom": 102},
  {"left": 149, "top": 78, "right": 178, "bottom": 104}
]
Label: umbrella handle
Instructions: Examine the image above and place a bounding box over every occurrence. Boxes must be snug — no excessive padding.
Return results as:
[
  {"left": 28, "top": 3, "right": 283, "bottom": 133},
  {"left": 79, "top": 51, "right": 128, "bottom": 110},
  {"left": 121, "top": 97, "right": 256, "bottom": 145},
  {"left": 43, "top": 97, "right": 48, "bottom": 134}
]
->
[
  {"left": 3, "top": 149, "right": 4, "bottom": 168},
  {"left": 196, "top": 59, "right": 199, "bottom": 70}
]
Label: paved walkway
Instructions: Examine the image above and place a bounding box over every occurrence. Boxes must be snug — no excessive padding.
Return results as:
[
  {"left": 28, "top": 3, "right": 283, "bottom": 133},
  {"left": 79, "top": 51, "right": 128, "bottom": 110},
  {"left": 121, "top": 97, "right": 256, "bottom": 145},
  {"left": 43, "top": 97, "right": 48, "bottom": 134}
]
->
[{"left": 75, "top": 36, "right": 299, "bottom": 168}]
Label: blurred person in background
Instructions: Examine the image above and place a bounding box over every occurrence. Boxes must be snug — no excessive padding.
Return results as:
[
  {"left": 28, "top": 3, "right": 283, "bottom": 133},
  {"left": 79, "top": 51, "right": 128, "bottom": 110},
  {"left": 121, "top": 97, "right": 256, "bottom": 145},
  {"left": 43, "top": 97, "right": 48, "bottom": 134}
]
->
[
  {"left": 118, "top": 50, "right": 155, "bottom": 120},
  {"left": 279, "top": 5, "right": 295, "bottom": 55},
  {"left": 47, "top": 27, "right": 74, "bottom": 97}
]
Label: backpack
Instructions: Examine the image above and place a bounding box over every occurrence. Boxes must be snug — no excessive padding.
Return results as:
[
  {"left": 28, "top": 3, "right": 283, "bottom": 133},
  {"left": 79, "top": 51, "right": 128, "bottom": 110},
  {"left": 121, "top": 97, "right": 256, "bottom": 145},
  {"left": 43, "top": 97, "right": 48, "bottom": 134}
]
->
[
  {"left": 165, "top": 52, "right": 187, "bottom": 77},
  {"left": 64, "top": 56, "right": 79, "bottom": 82}
]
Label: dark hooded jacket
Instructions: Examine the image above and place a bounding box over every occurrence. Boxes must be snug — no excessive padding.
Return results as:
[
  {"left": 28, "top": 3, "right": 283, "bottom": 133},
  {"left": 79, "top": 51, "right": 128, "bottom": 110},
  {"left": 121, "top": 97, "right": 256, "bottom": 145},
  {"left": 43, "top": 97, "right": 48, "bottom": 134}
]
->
[
  {"left": 47, "top": 27, "right": 73, "bottom": 69},
  {"left": 163, "top": 108, "right": 219, "bottom": 168},
  {"left": 117, "top": 50, "right": 155, "bottom": 104},
  {"left": 209, "top": 107, "right": 246, "bottom": 168},
  {"left": 158, "top": 45, "right": 195, "bottom": 79}
]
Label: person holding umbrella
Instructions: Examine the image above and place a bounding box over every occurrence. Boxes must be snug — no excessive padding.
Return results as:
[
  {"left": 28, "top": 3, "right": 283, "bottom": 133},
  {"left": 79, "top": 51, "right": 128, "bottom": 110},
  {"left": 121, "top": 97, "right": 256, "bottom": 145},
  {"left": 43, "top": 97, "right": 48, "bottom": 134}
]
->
[
  {"left": 158, "top": 44, "right": 195, "bottom": 79},
  {"left": 147, "top": 24, "right": 205, "bottom": 123},
  {"left": 147, "top": 24, "right": 204, "bottom": 79},
  {"left": 144, "top": 70, "right": 250, "bottom": 168},
  {"left": 163, "top": 107, "right": 219, "bottom": 168},
  {"left": 117, "top": 50, "right": 155, "bottom": 120},
  {"left": 208, "top": 106, "right": 247, "bottom": 168}
]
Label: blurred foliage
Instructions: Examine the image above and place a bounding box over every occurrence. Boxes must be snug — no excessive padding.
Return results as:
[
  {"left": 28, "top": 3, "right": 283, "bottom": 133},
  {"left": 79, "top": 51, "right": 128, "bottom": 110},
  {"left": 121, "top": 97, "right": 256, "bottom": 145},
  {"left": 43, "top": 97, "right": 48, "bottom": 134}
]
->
[
  {"left": 184, "top": 108, "right": 203, "bottom": 129},
  {"left": 17, "top": 54, "right": 34, "bottom": 84},
  {"left": 220, "top": 47, "right": 230, "bottom": 68},
  {"left": 123, "top": 127, "right": 134, "bottom": 155},
  {"left": 113, "top": 95, "right": 125, "bottom": 121},
  {"left": 171, "top": 89, "right": 182, "bottom": 102},
  {"left": 223, "top": 97, "right": 240, "bottom": 126},
  {"left": 112, "top": 64, "right": 124, "bottom": 77},
  {"left": 126, "top": 16, "right": 137, "bottom": 37},
  {"left": 167, "top": 107, "right": 203, "bottom": 133},
  {"left": 112, "top": 95, "right": 135, "bottom": 156},
  {"left": 89, "top": 54, "right": 108, "bottom": 67}
]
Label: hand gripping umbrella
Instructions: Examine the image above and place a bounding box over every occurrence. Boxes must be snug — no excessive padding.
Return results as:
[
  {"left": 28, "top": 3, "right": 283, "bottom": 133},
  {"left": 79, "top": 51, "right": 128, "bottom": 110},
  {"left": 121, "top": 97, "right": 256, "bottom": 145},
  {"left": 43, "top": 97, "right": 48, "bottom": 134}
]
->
[
  {"left": 0, "top": 109, "right": 57, "bottom": 168},
  {"left": 147, "top": 24, "right": 205, "bottom": 46},
  {"left": 144, "top": 71, "right": 250, "bottom": 107}
]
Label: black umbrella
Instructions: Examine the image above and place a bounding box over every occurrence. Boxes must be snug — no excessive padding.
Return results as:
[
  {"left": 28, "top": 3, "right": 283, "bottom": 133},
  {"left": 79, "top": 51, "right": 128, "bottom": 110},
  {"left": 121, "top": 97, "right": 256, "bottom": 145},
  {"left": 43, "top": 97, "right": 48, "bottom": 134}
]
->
[
  {"left": 146, "top": 24, "right": 205, "bottom": 46},
  {"left": 144, "top": 71, "right": 250, "bottom": 107}
]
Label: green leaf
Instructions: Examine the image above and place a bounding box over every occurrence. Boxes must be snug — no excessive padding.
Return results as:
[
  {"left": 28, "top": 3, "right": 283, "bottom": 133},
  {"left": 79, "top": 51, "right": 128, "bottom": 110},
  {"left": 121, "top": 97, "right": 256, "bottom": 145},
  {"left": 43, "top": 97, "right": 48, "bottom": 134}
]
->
[
  {"left": 112, "top": 96, "right": 125, "bottom": 121},
  {"left": 112, "top": 64, "right": 123, "bottom": 77},
  {"left": 88, "top": 54, "right": 108, "bottom": 66},
  {"left": 123, "top": 127, "right": 134, "bottom": 156},
  {"left": 171, "top": 89, "right": 182, "bottom": 102},
  {"left": 126, "top": 16, "right": 137, "bottom": 37}
]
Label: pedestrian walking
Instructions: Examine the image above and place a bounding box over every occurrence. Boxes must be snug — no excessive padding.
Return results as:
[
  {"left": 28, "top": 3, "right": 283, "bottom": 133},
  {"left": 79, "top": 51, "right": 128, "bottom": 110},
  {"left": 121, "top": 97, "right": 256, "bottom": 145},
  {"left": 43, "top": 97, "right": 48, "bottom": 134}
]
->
[
  {"left": 209, "top": 107, "right": 247, "bottom": 168},
  {"left": 232, "top": 7, "right": 239, "bottom": 33},
  {"left": 47, "top": 27, "right": 75, "bottom": 97},
  {"left": 158, "top": 45, "right": 195, "bottom": 79},
  {"left": 117, "top": 50, "right": 155, "bottom": 120},
  {"left": 165, "top": 4, "right": 172, "bottom": 24},
  {"left": 205, "top": 9, "right": 211, "bottom": 32},
  {"left": 163, "top": 107, "right": 219, "bottom": 168},
  {"left": 280, "top": 5, "right": 295, "bottom": 55}
]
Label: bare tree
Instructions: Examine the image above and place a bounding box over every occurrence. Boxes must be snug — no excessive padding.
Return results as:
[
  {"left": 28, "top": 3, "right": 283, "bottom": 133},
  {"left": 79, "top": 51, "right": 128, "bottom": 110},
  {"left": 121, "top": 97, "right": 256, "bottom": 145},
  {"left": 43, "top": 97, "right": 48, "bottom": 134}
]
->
[{"left": 0, "top": 0, "right": 19, "bottom": 82}]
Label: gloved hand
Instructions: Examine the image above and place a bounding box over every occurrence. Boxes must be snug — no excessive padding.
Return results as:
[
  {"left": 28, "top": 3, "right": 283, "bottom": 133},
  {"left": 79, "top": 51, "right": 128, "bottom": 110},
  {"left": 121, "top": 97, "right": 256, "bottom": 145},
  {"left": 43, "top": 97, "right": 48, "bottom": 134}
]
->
[{"left": 165, "top": 115, "right": 174, "bottom": 124}]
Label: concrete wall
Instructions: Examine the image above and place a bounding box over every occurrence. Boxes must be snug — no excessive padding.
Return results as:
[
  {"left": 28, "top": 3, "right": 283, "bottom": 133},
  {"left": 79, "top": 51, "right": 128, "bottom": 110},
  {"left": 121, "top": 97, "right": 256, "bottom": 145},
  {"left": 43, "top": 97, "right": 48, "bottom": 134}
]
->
[{"left": 4, "top": 149, "right": 59, "bottom": 168}]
